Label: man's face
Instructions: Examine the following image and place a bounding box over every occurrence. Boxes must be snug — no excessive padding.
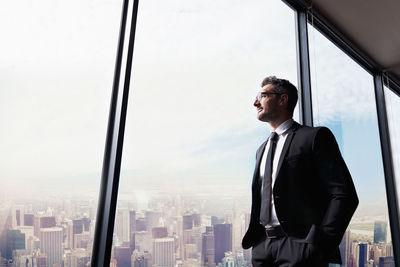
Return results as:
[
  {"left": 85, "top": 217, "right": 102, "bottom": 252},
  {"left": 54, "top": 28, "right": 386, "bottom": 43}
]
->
[{"left": 253, "top": 84, "right": 282, "bottom": 122}]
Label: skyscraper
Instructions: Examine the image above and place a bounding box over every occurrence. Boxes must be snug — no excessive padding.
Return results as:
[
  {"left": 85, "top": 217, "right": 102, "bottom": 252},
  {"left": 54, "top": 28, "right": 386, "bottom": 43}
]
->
[
  {"left": 213, "top": 224, "right": 232, "bottom": 265},
  {"left": 40, "top": 227, "right": 63, "bottom": 267},
  {"left": 24, "top": 214, "right": 34, "bottom": 226},
  {"left": 192, "top": 214, "right": 201, "bottom": 227},
  {"left": 374, "top": 221, "right": 387, "bottom": 243},
  {"left": 358, "top": 243, "right": 368, "bottom": 267},
  {"left": 34, "top": 216, "right": 56, "bottom": 237},
  {"left": 152, "top": 227, "right": 168, "bottom": 239},
  {"left": 114, "top": 246, "right": 132, "bottom": 267},
  {"left": 339, "top": 229, "right": 351, "bottom": 266},
  {"left": 73, "top": 219, "right": 84, "bottom": 235},
  {"left": 5, "top": 229, "right": 25, "bottom": 260},
  {"left": 183, "top": 215, "right": 193, "bottom": 230},
  {"left": 130, "top": 210, "right": 137, "bottom": 248},
  {"left": 116, "top": 209, "right": 130, "bottom": 244},
  {"left": 153, "top": 237, "right": 175, "bottom": 267},
  {"left": 379, "top": 256, "right": 395, "bottom": 267},
  {"left": 201, "top": 227, "right": 215, "bottom": 267}
]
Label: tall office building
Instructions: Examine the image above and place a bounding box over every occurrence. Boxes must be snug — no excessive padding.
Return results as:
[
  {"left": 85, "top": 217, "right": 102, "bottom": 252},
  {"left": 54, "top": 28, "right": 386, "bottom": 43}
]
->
[
  {"left": 351, "top": 241, "right": 360, "bottom": 265},
  {"left": 130, "top": 210, "right": 137, "bottom": 248},
  {"left": 152, "top": 227, "right": 168, "bottom": 239},
  {"left": 374, "top": 221, "right": 387, "bottom": 243},
  {"left": 74, "top": 232, "right": 90, "bottom": 249},
  {"left": 136, "top": 218, "right": 147, "bottom": 231},
  {"left": 34, "top": 216, "right": 56, "bottom": 237},
  {"left": 73, "top": 219, "right": 84, "bottom": 235},
  {"left": 379, "top": 256, "right": 395, "bottom": 267},
  {"left": 5, "top": 229, "right": 25, "bottom": 260},
  {"left": 192, "top": 214, "right": 201, "bottom": 227},
  {"left": 114, "top": 246, "right": 132, "bottom": 267},
  {"left": 211, "top": 216, "right": 219, "bottom": 226},
  {"left": 12, "top": 205, "right": 24, "bottom": 228},
  {"left": 347, "top": 254, "right": 355, "bottom": 267},
  {"left": 24, "top": 214, "right": 34, "bottom": 226},
  {"left": 81, "top": 217, "right": 90, "bottom": 232},
  {"left": 214, "top": 224, "right": 232, "bottom": 265},
  {"left": 339, "top": 229, "right": 351, "bottom": 266},
  {"left": 40, "top": 227, "right": 63, "bottom": 267},
  {"left": 153, "top": 237, "right": 175, "bottom": 267},
  {"left": 116, "top": 209, "right": 130, "bottom": 244},
  {"left": 359, "top": 243, "right": 369, "bottom": 267},
  {"left": 72, "top": 219, "right": 85, "bottom": 248},
  {"left": 183, "top": 215, "right": 193, "bottom": 230},
  {"left": 201, "top": 227, "right": 215, "bottom": 267}
]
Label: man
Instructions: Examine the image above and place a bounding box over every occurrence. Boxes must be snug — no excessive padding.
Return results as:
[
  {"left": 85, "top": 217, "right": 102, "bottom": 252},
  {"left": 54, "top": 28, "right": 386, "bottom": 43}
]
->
[{"left": 242, "top": 76, "right": 358, "bottom": 266}]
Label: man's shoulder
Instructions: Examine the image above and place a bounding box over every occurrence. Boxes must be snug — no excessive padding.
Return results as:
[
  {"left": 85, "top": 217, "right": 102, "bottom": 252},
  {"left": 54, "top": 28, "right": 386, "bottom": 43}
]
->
[
  {"left": 295, "top": 123, "right": 331, "bottom": 136},
  {"left": 293, "top": 123, "right": 335, "bottom": 145}
]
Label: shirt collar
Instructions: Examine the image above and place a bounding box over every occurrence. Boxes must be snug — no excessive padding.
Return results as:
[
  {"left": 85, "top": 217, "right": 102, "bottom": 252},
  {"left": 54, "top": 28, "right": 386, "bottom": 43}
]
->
[{"left": 270, "top": 118, "right": 294, "bottom": 136}]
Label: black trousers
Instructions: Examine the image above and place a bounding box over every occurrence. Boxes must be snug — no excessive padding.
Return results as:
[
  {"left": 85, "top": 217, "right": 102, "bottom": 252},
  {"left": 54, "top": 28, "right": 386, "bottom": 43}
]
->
[{"left": 251, "top": 236, "right": 329, "bottom": 267}]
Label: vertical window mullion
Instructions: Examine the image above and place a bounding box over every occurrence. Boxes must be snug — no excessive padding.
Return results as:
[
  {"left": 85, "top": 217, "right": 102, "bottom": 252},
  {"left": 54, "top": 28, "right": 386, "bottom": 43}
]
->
[
  {"left": 295, "top": 8, "right": 313, "bottom": 127},
  {"left": 374, "top": 73, "right": 400, "bottom": 265},
  {"left": 91, "top": 0, "right": 139, "bottom": 265}
]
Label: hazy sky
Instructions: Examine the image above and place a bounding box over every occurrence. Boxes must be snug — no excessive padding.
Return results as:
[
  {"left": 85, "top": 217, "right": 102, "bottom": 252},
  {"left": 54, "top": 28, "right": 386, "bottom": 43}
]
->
[{"left": 0, "top": 0, "right": 397, "bottom": 221}]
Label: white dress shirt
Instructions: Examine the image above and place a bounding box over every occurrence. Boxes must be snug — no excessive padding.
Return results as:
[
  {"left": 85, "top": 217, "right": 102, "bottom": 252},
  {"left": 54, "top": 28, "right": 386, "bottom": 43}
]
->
[{"left": 259, "top": 118, "right": 294, "bottom": 228}]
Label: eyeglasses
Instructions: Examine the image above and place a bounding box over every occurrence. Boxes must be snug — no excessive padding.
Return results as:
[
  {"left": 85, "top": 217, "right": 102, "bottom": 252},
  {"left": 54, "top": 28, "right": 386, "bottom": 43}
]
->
[{"left": 255, "top": 92, "right": 282, "bottom": 101}]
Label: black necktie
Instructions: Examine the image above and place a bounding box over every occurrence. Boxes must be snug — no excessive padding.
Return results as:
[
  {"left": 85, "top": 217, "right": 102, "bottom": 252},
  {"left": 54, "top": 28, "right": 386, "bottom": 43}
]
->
[{"left": 260, "top": 132, "right": 279, "bottom": 226}]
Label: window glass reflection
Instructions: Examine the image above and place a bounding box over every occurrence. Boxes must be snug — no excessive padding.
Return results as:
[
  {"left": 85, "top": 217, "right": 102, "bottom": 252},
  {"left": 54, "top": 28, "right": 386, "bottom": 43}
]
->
[
  {"left": 308, "top": 24, "right": 394, "bottom": 266},
  {"left": 114, "top": 1, "right": 298, "bottom": 266},
  {"left": 384, "top": 86, "right": 400, "bottom": 224}
]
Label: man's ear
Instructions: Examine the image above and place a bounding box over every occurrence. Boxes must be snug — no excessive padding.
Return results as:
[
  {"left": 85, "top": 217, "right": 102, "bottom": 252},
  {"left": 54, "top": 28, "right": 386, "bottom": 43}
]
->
[{"left": 279, "top": 94, "right": 289, "bottom": 106}]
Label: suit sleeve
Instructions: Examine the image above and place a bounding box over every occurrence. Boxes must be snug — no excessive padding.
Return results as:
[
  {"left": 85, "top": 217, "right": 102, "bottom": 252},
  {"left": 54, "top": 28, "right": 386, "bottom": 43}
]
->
[{"left": 312, "top": 127, "right": 359, "bottom": 251}]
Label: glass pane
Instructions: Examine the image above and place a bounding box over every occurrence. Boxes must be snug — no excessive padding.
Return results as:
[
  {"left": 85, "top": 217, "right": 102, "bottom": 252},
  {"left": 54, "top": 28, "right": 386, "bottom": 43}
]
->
[
  {"left": 112, "top": 1, "right": 298, "bottom": 266},
  {"left": 384, "top": 86, "right": 400, "bottom": 224},
  {"left": 308, "top": 24, "right": 394, "bottom": 266},
  {"left": 0, "top": 0, "right": 121, "bottom": 265}
]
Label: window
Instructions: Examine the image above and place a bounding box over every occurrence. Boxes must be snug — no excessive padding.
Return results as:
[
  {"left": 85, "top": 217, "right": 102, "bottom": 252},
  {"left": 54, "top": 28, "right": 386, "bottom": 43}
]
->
[
  {"left": 0, "top": 0, "right": 121, "bottom": 264},
  {"left": 111, "top": 1, "right": 298, "bottom": 266},
  {"left": 384, "top": 85, "right": 400, "bottom": 223},
  {"left": 308, "top": 23, "right": 394, "bottom": 266}
]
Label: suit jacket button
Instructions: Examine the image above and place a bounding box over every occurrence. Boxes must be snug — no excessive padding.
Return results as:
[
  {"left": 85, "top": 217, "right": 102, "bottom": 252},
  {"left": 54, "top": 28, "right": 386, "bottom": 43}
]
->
[{"left": 274, "top": 195, "right": 280, "bottom": 199}]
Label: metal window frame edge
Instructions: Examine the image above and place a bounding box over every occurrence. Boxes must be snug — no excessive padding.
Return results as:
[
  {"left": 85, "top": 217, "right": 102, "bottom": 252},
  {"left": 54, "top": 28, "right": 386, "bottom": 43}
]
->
[
  {"left": 294, "top": 8, "right": 313, "bottom": 127},
  {"left": 91, "top": 0, "right": 139, "bottom": 265}
]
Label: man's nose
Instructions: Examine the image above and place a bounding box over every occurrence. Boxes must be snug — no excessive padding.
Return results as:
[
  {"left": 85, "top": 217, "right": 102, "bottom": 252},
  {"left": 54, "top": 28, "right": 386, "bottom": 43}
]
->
[{"left": 254, "top": 99, "right": 260, "bottom": 107}]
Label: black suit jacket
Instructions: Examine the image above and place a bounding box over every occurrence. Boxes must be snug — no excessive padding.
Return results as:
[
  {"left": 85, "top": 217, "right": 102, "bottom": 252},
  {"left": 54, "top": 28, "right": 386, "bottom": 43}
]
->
[{"left": 242, "top": 121, "right": 358, "bottom": 264}]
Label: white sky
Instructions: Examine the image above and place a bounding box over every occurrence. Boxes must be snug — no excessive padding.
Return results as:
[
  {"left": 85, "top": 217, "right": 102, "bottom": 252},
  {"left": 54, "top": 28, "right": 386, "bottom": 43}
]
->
[{"left": 0, "top": 0, "right": 298, "bottom": 188}]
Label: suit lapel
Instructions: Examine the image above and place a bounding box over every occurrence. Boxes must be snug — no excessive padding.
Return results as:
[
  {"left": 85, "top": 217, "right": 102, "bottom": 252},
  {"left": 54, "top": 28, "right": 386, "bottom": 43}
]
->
[
  {"left": 252, "top": 141, "right": 267, "bottom": 188},
  {"left": 274, "top": 122, "right": 300, "bottom": 185}
]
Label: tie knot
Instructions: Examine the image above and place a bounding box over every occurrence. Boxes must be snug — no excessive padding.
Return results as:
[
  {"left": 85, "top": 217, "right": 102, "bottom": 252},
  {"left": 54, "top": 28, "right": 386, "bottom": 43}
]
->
[{"left": 270, "top": 132, "right": 278, "bottom": 142}]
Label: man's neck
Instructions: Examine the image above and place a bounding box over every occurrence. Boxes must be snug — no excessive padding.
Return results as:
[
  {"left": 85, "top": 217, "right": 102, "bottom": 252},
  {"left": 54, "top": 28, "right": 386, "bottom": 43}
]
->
[{"left": 268, "top": 116, "right": 293, "bottom": 132}]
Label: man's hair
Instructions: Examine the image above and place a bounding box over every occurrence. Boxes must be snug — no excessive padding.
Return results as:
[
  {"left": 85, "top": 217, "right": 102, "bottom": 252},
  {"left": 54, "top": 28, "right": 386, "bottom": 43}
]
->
[{"left": 261, "top": 76, "right": 298, "bottom": 114}]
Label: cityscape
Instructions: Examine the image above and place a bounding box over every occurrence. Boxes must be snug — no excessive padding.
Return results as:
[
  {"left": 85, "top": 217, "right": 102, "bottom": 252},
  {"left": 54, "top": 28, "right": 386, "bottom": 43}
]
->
[{"left": 0, "top": 183, "right": 395, "bottom": 267}]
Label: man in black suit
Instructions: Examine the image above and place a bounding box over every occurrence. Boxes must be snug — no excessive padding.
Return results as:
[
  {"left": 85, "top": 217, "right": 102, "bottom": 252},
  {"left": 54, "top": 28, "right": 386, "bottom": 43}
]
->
[{"left": 242, "top": 76, "right": 358, "bottom": 266}]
